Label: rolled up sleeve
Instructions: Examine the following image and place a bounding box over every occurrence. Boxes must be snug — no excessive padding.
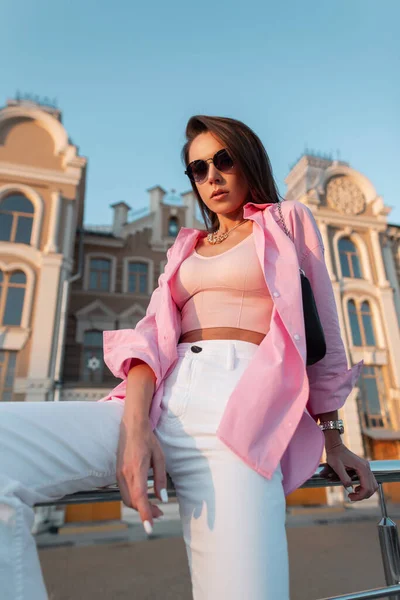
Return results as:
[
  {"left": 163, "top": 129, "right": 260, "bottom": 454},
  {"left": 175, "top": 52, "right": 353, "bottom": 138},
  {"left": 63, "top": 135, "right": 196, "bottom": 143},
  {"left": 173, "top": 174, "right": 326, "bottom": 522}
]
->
[
  {"left": 103, "top": 246, "right": 173, "bottom": 389},
  {"left": 301, "top": 241, "right": 363, "bottom": 420}
]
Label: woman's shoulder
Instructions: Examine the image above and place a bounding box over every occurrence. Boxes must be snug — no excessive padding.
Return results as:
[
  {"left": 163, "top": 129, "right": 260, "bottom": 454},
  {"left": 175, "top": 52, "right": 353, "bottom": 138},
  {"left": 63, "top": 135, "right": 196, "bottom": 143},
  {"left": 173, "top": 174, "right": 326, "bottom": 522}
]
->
[
  {"left": 274, "top": 199, "right": 313, "bottom": 219},
  {"left": 271, "top": 199, "right": 324, "bottom": 251}
]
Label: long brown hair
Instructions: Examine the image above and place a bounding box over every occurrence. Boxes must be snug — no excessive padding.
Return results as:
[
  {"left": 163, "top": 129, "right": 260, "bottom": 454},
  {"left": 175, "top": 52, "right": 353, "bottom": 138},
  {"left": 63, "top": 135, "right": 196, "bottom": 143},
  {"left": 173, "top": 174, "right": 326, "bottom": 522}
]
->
[{"left": 181, "top": 115, "right": 281, "bottom": 232}]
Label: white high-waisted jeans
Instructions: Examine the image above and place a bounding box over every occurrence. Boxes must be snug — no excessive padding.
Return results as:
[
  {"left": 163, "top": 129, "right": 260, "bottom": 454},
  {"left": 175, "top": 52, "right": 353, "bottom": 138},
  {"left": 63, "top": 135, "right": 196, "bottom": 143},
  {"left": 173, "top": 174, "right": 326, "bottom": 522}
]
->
[{"left": 0, "top": 339, "right": 289, "bottom": 600}]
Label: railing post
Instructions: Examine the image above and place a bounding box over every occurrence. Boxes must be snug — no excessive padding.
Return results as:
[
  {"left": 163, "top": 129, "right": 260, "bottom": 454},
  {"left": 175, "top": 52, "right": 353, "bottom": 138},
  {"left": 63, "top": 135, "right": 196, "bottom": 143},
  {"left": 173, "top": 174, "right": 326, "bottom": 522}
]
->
[{"left": 377, "top": 482, "right": 400, "bottom": 599}]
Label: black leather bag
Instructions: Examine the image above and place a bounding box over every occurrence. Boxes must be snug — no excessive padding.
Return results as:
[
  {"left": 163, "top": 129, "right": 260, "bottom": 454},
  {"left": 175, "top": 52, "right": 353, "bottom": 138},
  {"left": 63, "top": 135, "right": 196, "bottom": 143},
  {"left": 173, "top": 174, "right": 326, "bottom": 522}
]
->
[{"left": 277, "top": 202, "right": 327, "bottom": 366}]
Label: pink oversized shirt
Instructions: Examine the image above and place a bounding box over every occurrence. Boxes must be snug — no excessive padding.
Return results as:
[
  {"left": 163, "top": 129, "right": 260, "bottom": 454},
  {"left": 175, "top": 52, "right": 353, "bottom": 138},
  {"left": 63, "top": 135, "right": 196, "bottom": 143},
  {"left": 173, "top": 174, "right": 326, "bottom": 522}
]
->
[{"left": 99, "top": 200, "right": 364, "bottom": 497}]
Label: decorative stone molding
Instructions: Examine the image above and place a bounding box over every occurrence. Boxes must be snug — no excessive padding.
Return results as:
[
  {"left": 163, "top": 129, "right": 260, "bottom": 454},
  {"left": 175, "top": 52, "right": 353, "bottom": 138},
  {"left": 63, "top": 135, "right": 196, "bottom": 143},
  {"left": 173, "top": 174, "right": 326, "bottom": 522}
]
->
[
  {"left": 13, "top": 377, "right": 53, "bottom": 393},
  {"left": 326, "top": 176, "right": 366, "bottom": 215},
  {"left": 0, "top": 161, "right": 84, "bottom": 186},
  {"left": 390, "top": 388, "right": 400, "bottom": 400},
  {"left": 118, "top": 303, "right": 146, "bottom": 329},
  {"left": 371, "top": 195, "right": 392, "bottom": 218},
  {"left": 319, "top": 165, "right": 377, "bottom": 207},
  {"left": 0, "top": 244, "right": 42, "bottom": 267},
  {"left": 0, "top": 105, "right": 68, "bottom": 154},
  {"left": 350, "top": 347, "right": 387, "bottom": 366},
  {"left": 316, "top": 221, "right": 336, "bottom": 281},
  {"left": 0, "top": 327, "right": 30, "bottom": 351},
  {"left": 301, "top": 188, "right": 321, "bottom": 207},
  {"left": 370, "top": 229, "right": 390, "bottom": 288},
  {"left": 75, "top": 300, "right": 117, "bottom": 343},
  {"left": 44, "top": 191, "right": 62, "bottom": 254},
  {"left": 0, "top": 183, "right": 44, "bottom": 249},
  {"left": 0, "top": 105, "right": 87, "bottom": 171},
  {"left": 60, "top": 388, "right": 109, "bottom": 402}
]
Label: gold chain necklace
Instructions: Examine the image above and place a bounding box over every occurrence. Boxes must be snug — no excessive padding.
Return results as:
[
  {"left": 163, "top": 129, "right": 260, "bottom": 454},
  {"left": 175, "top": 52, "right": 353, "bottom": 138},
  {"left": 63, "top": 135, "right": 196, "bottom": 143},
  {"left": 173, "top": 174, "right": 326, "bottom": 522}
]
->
[{"left": 207, "top": 219, "right": 249, "bottom": 244}]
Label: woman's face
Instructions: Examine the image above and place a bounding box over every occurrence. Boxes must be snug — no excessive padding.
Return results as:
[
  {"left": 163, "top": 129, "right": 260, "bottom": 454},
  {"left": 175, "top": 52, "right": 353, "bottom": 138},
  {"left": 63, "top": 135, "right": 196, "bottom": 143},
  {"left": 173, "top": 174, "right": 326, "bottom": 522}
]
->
[{"left": 188, "top": 132, "right": 250, "bottom": 218}]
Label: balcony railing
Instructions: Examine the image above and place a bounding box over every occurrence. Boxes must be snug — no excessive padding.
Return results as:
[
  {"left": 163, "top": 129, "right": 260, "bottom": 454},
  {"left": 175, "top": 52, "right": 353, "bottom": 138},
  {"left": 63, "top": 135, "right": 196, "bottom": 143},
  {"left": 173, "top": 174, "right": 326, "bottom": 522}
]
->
[{"left": 35, "top": 460, "right": 400, "bottom": 600}]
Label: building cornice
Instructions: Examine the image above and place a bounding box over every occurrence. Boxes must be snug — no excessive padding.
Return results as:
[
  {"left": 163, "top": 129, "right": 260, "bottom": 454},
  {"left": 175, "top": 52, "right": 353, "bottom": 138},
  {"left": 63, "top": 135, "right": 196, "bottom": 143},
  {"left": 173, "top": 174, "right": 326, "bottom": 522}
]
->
[
  {"left": 0, "top": 160, "right": 84, "bottom": 186},
  {"left": 314, "top": 211, "right": 390, "bottom": 231}
]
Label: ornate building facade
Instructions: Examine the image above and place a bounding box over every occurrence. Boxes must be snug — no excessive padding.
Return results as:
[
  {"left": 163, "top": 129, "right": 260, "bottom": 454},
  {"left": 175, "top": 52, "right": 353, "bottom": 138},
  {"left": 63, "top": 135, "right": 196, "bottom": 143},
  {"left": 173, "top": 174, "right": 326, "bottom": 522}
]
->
[
  {"left": 1, "top": 98, "right": 400, "bottom": 508},
  {"left": 285, "top": 156, "right": 400, "bottom": 506},
  {"left": 0, "top": 98, "right": 87, "bottom": 407}
]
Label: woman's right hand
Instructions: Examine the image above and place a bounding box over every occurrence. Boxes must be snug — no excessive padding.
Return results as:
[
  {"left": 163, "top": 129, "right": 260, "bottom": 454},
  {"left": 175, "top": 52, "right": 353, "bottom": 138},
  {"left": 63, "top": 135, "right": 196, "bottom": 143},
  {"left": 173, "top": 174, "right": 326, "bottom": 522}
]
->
[{"left": 116, "top": 416, "right": 168, "bottom": 535}]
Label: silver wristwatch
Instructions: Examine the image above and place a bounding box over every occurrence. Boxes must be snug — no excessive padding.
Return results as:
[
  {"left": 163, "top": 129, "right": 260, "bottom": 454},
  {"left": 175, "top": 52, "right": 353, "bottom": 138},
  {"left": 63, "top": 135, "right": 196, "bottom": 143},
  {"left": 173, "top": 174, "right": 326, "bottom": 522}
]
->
[{"left": 319, "top": 419, "right": 344, "bottom": 434}]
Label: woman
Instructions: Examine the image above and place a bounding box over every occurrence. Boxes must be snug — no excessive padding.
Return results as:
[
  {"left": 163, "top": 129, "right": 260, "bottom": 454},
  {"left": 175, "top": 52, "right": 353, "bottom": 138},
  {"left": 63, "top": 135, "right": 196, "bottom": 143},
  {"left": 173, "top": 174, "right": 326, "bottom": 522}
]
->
[{"left": 0, "top": 115, "right": 378, "bottom": 600}]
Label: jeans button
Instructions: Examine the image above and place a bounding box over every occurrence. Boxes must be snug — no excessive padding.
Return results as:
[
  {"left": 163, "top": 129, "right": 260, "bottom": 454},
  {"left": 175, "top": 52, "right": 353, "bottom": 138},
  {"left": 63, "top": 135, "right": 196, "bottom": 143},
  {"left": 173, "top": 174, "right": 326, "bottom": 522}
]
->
[{"left": 191, "top": 345, "right": 202, "bottom": 353}]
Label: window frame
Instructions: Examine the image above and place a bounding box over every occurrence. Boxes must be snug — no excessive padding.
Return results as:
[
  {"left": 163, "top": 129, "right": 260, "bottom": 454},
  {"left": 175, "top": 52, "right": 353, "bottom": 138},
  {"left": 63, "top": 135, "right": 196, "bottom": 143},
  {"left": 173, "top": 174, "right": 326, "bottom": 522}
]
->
[
  {"left": 84, "top": 253, "right": 117, "bottom": 293},
  {"left": 347, "top": 298, "right": 377, "bottom": 348},
  {"left": 358, "top": 365, "right": 390, "bottom": 429},
  {"left": 0, "top": 185, "right": 44, "bottom": 249},
  {"left": 0, "top": 194, "right": 34, "bottom": 245},
  {"left": 168, "top": 215, "right": 179, "bottom": 237},
  {"left": 0, "top": 262, "right": 35, "bottom": 330},
  {"left": 338, "top": 237, "right": 362, "bottom": 278},
  {"left": 122, "top": 256, "right": 154, "bottom": 295},
  {"left": 81, "top": 329, "right": 105, "bottom": 384},
  {"left": 333, "top": 230, "right": 373, "bottom": 282}
]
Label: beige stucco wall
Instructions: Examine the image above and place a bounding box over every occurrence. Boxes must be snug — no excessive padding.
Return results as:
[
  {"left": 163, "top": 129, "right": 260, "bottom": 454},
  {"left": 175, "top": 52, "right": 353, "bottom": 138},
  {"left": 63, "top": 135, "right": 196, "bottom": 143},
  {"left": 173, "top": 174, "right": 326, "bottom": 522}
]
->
[
  {"left": 0, "top": 102, "right": 87, "bottom": 402},
  {"left": 0, "top": 119, "right": 63, "bottom": 170}
]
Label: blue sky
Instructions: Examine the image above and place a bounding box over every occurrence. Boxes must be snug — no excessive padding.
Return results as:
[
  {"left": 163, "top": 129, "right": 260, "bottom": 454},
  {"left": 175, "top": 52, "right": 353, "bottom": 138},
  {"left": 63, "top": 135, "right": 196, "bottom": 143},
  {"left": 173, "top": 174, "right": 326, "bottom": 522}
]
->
[{"left": 1, "top": 0, "right": 399, "bottom": 225}]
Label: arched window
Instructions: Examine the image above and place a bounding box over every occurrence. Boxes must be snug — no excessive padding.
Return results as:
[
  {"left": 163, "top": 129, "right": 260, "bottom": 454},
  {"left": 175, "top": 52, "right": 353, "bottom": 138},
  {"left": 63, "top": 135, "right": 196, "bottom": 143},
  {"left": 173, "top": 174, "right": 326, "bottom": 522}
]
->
[
  {"left": 0, "top": 194, "right": 34, "bottom": 245},
  {"left": 360, "top": 301, "right": 376, "bottom": 346},
  {"left": 348, "top": 299, "right": 376, "bottom": 347},
  {"left": 128, "top": 262, "right": 148, "bottom": 293},
  {"left": 348, "top": 300, "right": 361, "bottom": 346},
  {"left": 89, "top": 258, "right": 111, "bottom": 291},
  {"left": 168, "top": 216, "right": 179, "bottom": 237},
  {"left": 338, "top": 238, "right": 362, "bottom": 278},
  {"left": 0, "top": 270, "right": 27, "bottom": 326},
  {"left": 82, "top": 330, "right": 104, "bottom": 383}
]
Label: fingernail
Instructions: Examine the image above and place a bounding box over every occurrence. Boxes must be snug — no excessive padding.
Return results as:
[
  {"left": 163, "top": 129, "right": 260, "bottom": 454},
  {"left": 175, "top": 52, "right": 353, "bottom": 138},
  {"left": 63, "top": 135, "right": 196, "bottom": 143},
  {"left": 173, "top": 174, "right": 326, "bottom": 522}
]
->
[
  {"left": 160, "top": 488, "right": 169, "bottom": 503},
  {"left": 143, "top": 520, "right": 153, "bottom": 535}
]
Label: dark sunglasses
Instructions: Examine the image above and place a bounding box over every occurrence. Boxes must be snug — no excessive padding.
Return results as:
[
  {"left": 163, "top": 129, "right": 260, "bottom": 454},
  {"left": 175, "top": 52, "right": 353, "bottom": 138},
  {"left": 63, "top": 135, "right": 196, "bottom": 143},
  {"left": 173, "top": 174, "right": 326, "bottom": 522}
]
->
[{"left": 185, "top": 148, "right": 234, "bottom": 184}]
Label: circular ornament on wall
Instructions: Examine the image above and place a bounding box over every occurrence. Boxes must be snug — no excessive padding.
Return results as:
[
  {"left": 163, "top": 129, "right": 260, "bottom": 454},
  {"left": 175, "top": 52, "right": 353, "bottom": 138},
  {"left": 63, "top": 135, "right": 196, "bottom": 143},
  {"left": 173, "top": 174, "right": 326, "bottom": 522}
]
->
[
  {"left": 326, "top": 177, "right": 366, "bottom": 215},
  {"left": 87, "top": 356, "right": 101, "bottom": 371}
]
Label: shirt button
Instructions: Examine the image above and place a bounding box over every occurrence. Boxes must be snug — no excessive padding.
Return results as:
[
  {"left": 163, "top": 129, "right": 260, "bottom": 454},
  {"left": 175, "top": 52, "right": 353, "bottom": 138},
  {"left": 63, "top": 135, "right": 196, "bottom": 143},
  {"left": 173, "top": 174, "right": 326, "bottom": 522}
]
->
[
  {"left": 293, "top": 334, "right": 300, "bottom": 341},
  {"left": 273, "top": 291, "right": 280, "bottom": 298}
]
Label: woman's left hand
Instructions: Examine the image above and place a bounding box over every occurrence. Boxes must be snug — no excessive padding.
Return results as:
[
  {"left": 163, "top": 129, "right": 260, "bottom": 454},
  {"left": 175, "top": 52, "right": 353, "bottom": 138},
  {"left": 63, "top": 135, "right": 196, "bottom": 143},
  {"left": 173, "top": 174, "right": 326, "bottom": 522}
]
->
[{"left": 322, "top": 442, "right": 379, "bottom": 502}]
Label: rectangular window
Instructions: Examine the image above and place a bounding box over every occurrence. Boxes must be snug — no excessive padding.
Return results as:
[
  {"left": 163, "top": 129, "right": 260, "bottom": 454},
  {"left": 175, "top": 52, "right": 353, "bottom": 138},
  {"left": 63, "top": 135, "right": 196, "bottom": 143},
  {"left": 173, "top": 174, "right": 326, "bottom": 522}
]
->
[
  {"left": 359, "top": 366, "right": 388, "bottom": 428},
  {"left": 0, "top": 351, "right": 17, "bottom": 401},
  {"left": 4, "top": 287, "right": 25, "bottom": 326},
  {"left": 81, "top": 330, "right": 114, "bottom": 385},
  {"left": 88, "top": 259, "right": 111, "bottom": 292},
  {"left": 82, "top": 347, "right": 104, "bottom": 384},
  {"left": 128, "top": 263, "right": 148, "bottom": 294}
]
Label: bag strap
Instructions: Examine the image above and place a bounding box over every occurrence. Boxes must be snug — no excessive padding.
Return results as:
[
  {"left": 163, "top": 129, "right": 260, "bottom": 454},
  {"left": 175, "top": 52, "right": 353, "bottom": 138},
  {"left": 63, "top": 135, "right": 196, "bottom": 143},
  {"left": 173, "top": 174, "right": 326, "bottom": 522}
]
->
[
  {"left": 277, "top": 201, "right": 293, "bottom": 242},
  {"left": 276, "top": 202, "right": 305, "bottom": 276}
]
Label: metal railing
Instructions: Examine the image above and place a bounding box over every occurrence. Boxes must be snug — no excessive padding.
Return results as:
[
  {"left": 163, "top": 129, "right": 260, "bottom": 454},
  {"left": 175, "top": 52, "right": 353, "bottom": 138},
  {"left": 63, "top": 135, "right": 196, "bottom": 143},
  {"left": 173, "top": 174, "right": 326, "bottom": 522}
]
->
[{"left": 35, "top": 460, "right": 400, "bottom": 600}]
